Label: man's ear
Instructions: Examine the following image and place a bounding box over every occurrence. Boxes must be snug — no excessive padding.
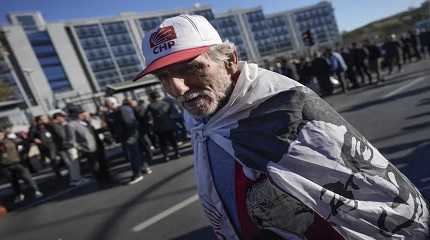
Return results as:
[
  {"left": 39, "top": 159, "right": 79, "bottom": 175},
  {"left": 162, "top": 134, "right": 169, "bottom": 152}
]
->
[{"left": 225, "top": 50, "right": 238, "bottom": 74}]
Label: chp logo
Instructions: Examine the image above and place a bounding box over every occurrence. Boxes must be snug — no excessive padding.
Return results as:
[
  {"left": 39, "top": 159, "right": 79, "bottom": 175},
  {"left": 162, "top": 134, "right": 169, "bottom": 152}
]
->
[{"left": 150, "top": 26, "right": 176, "bottom": 54}]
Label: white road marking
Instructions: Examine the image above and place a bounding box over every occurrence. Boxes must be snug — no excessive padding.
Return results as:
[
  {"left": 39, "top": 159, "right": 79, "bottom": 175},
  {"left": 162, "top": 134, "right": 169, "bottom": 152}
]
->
[
  {"left": 132, "top": 194, "right": 199, "bottom": 232},
  {"left": 383, "top": 77, "right": 426, "bottom": 99}
]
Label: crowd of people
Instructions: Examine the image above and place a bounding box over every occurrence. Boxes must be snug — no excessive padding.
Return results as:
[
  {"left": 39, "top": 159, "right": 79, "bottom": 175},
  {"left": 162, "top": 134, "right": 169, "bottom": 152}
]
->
[
  {"left": 263, "top": 29, "right": 430, "bottom": 97},
  {"left": 0, "top": 91, "right": 187, "bottom": 203}
]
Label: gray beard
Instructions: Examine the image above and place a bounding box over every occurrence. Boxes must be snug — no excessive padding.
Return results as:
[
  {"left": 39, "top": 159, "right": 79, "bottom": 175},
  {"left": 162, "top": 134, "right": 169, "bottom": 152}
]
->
[{"left": 206, "top": 80, "right": 236, "bottom": 119}]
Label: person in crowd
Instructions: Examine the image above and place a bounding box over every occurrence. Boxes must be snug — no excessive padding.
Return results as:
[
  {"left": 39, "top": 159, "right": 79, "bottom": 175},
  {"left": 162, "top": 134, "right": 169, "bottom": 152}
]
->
[
  {"left": 0, "top": 126, "right": 43, "bottom": 203},
  {"left": 84, "top": 111, "right": 112, "bottom": 183},
  {"left": 261, "top": 59, "right": 274, "bottom": 72},
  {"left": 32, "top": 115, "right": 62, "bottom": 179},
  {"left": 400, "top": 33, "right": 412, "bottom": 64},
  {"left": 276, "top": 57, "right": 296, "bottom": 80},
  {"left": 382, "top": 34, "right": 402, "bottom": 74},
  {"left": 296, "top": 57, "right": 314, "bottom": 87},
  {"left": 125, "top": 98, "right": 154, "bottom": 166},
  {"left": 97, "top": 105, "right": 115, "bottom": 146},
  {"left": 350, "top": 42, "right": 372, "bottom": 85},
  {"left": 105, "top": 97, "right": 151, "bottom": 185},
  {"left": 133, "top": 14, "right": 429, "bottom": 239},
  {"left": 324, "top": 48, "right": 348, "bottom": 93},
  {"left": 418, "top": 29, "right": 430, "bottom": 58},
  {"left": 408, "top": 30, "right": 421, "bottom": 61},
  {"left": 144, "top": 91, "right": 180, "bottom": 161},
  {"left": 15, "top": 130, "right": 36, "bottom": 174},
  {"left": 340, "top": 47, "right": 359, "bottom": 89},
  {"left": 311, "top": 51, "right": 333, "bottom": 96},
  {"left": 363, "top": 39, "right": 383, "bottom": 83},
  {"left": 50, "top": 112, "right": 85, "bottom": 186},
  {"left": 66, "top": 105, "right": 104, "bottom": 184},
  {"left": 163, "top": 94, "right": 188, "bottom": 142}
]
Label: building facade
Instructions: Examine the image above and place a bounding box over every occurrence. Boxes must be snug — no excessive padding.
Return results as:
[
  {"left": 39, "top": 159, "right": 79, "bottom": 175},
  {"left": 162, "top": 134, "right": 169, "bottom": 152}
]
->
[{"left": 289, "top": 1, "right": 340, "bottom": 49}]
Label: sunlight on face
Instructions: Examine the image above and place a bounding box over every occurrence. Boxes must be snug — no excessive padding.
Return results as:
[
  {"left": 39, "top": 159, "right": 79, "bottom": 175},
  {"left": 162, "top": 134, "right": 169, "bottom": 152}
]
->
[{"left": 159, "top": 54, "right": 234, "bottom": 118}]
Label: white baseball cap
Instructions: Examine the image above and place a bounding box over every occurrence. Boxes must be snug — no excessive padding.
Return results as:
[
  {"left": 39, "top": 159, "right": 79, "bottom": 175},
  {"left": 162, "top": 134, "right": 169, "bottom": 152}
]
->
[{"left": 133, "top": 14, "right": 222, "bottom": 81}]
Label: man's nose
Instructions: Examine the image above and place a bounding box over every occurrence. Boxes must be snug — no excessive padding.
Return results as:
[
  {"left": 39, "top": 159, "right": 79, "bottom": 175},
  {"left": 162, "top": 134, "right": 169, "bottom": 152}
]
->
[{"left": 166, "top": 77, "right": 189, "bottom": 97}]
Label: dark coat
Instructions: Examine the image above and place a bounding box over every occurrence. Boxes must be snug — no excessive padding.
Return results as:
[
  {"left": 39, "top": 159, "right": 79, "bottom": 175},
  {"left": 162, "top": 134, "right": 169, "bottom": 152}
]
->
[{"left": 145, "top": 100, "right": 177, "bottom": 133}]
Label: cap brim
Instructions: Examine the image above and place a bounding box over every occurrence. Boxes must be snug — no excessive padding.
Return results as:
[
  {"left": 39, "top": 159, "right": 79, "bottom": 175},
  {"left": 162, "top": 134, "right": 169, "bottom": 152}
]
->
[{"left": 133, "top": 45, "right": 210, "bottom": 81}]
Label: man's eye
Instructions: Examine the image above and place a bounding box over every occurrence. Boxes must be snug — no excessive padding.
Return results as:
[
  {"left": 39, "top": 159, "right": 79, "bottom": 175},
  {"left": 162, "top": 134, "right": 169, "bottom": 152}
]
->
[
  {"left": 191, "top": 62, "right": 204, "bottom": 70},
  {"left": 154, "top": 72, "right": 168, "bottom": 79}
]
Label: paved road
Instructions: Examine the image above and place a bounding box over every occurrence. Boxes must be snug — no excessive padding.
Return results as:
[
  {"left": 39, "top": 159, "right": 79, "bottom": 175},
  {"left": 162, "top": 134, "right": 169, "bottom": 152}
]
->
[{"left": 1, "top": 59, "right": 430, "bottom": 240}]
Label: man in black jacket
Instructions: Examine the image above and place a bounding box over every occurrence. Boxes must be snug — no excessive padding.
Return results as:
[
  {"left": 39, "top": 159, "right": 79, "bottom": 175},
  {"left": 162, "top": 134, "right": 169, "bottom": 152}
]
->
[
  {"left": 145, "top": 91, "right": 180, "bottom": 161},
  {"left": 351, "top": 42, "right": 372, "bottom": 85},
  {"left": 105, "top": 97, "right": 150, "bottom": 185},
  {"left": 363, "top": 40, "right": 382, "bottom": 83},
  {"left": 382, "top": 35, "right": 402, "bottom": 74},
  {"left": 311, "top": 51, "right": 333, "bottom": 97}
]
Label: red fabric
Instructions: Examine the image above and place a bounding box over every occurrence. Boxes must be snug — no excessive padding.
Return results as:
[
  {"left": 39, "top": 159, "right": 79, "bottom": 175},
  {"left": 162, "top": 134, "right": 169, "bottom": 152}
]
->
[
  {"left": 235, "top": 163, "right": 344, "bottom": 240},
  {"left": 133, "top": 46, "right": 210, "bottom": 80},
  {"left": 304, "top": 212, "right": 345, "bottom": 240},
  {"left": 235, "top": 163, "right": 261, "bottom": 240}
]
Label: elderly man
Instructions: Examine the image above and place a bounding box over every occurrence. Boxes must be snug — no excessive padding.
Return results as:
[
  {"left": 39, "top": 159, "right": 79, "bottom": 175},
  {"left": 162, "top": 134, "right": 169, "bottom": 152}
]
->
[{"left": 134, "top": 15, "right": 429, "bottom": 239}]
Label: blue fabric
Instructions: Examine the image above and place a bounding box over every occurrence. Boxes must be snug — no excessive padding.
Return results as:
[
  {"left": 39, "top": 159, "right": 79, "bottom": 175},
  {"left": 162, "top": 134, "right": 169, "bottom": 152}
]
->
[
  {"left": 329, "top": 55, "right": 339, "bottom": 72},
  {"left": 206, "top": 138, "right": 241, "bottom": 231}
]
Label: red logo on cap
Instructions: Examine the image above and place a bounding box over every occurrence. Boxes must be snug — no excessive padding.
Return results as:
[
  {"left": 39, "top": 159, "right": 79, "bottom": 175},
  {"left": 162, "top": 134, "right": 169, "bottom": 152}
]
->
[{"left": 150, "top": 26, "right": 177, "bottom": 48}]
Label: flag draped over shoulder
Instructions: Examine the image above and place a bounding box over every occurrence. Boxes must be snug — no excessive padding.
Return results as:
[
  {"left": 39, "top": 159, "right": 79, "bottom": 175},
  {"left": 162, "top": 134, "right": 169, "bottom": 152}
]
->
[{"left": 185, "top": 62, "right": 429, "bottom": 240}]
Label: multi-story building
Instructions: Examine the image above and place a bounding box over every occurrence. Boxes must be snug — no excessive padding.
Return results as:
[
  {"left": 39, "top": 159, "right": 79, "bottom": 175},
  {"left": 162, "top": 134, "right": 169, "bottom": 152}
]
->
[
  {"left": 2, "top": 12, "right": 94, "bottom": 120},
  {"left": 211, "top": 1, "right": 339, "bottom": 62},
  {"left": 0, "top": 30, "right": 37, "bottom": 128},
  {"left": 289, "top": 1, "right": 340, "bottom": 49},
  {"left": 212, "top": 8, "right": 259, "bottom": 61},
  {"left": 67, "top": 17, "right": 144, "bottom": 91}
]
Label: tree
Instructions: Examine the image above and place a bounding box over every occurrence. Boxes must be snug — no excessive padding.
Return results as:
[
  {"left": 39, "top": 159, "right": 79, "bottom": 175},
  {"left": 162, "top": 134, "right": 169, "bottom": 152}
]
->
[{"left": 0, "top": 82, "right": 15, "bottom": 101}]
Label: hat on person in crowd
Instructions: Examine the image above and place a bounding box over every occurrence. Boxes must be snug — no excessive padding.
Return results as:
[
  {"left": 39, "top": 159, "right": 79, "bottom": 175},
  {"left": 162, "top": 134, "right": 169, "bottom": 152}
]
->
[
  {"left": 67, "top": 104, "right": 84, "bottom": 118},
  {"left": 133, "top": 14, "right": 222, "bottom": 81},
  {"left": 149, "top": 91, "right": 161, "bottom": 100},
  {"left": 52, "top": 111, "right": 67, "bottom": 119},
  {"left": 105, "top": 97, "right": 119, "bottom": 108}
]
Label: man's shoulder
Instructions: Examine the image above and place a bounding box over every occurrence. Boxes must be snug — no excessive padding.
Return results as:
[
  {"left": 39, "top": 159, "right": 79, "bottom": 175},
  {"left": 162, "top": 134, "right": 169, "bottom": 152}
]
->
[
  {"left": 67, "top": 120, "right": 80, "bottom": 128},
  {"left": 119, "top": 105, "right": 132, "bottom": 111}
]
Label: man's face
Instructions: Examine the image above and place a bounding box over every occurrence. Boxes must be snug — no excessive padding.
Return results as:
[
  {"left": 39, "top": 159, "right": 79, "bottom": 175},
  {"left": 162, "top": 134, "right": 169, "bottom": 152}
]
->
[
  {"left": 155, "top": 53, "right": 234, "bottom": 118},
  {"left": 40, "top": 115, "right": 49, "bottom": 124},
  {"left": 105, "top": 101, "right": 112, "bottom": 109},
  {"left": 79, "top": 112, "right": 90, "bottom": 121},
  {"left": 57, "top": 116, "right": 66, "bottom": 123},
  {"left": 130, "top": 100, "right": 138, "bottom": 108}
]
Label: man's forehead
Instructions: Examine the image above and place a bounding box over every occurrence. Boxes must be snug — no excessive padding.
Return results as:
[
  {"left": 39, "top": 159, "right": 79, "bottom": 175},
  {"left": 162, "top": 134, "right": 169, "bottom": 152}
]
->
[{"left": 157, "top": 53, "right": 206, "bottom": 72}]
